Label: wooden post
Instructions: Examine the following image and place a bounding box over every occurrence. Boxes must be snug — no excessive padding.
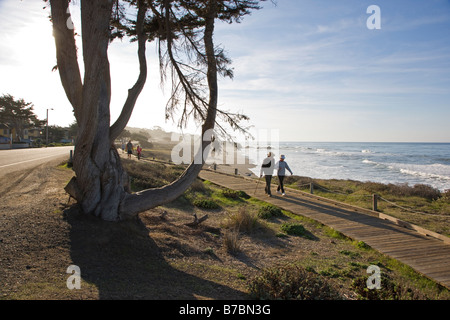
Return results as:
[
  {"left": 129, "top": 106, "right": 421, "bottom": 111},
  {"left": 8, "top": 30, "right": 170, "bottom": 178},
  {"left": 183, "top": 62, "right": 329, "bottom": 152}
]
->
[
  {"left": 310, "top": 182, "right": 314, "bottom": 194},
  {"left": 68, "top": 150, "right": 73, "bottom": 167},
  {"left": 213, "top": 163, "right": 216, "bottom": 170},
  {"left": 373, "top": 194, "right": 378, "bottom": 211}
]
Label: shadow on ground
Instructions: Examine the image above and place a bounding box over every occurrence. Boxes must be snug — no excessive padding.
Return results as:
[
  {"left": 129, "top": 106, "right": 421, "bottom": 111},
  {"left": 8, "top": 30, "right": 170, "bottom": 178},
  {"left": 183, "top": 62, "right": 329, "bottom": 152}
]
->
[{"left": 64, "top": 205, "right": 248, "bottom": 300}]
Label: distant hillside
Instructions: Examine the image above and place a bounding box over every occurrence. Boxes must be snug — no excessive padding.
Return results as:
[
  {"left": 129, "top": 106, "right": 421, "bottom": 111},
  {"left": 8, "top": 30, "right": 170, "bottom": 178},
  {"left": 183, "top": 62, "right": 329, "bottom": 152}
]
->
[{"left": 126, "top": 126, "right": 174, "bottom": 143}]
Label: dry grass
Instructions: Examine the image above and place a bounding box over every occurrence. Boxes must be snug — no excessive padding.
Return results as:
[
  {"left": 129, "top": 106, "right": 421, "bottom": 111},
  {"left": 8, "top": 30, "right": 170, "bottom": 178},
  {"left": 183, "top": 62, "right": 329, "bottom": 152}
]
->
[
  {"left": 284, "top": 176, "right": 450, "bottom": 237},
  {"left": 223, "top": 229, "right": 241, "bottom": 254},
  {"left": 222, "top": 206, "right": 259, "bottom": 233},
  {"left": 2, "top": 151, "right": 450, "bottom": 301}
]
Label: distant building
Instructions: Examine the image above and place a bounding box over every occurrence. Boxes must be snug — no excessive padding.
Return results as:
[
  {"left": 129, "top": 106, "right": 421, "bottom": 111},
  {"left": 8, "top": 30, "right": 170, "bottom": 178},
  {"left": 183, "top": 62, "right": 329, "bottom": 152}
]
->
[
  {"left": 0, "top": 123, "right": 74, "bottom": 148},
  {"left": 0, "top": 123, "right": 12, "bottom": 145}
]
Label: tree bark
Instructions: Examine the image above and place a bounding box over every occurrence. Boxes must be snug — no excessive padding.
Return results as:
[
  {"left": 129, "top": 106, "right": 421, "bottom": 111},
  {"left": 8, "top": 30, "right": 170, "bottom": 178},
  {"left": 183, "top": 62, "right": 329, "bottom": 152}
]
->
[
  {"left": 52, "top": 0, "right": 127, "bottom": 221},
  {"left": 52, "top": 0, "right": 219, "bottom": 221},
  {"left": 109, "top": 0, "right": 148, "bottom": 142},
  {"left": 72, "top": 0, "right": 127, "bottom": 221},
  {"left": 118, "top": 0, "right": 219, "bottom": 219},
  {"left": 50, "top": 0, "right": 82, "bottom": 121}
]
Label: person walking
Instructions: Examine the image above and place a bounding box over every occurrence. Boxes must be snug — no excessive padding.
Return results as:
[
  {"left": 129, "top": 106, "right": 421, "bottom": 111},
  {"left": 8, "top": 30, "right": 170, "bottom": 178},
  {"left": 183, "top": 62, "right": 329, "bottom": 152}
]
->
[
  {"left": 136, "top": 144, "right": 142, "bottom": 160},
  {"left": 276, "top": 154, "right": 293, "bottom": 196},
  {"left": 126, "top": 140, "right": 133, "bottom": 159},
  {"left": 260, "top": 152, "right": 275, "bottom": 197}
]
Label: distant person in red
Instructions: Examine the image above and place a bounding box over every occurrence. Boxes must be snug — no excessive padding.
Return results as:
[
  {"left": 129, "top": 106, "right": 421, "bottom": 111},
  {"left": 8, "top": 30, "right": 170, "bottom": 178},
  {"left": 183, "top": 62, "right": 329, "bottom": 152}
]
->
[
  {"left": 276, "top": 155, "right": 293, "bottom": 196},
  {"left": 136, "top": 144, "right": 142, "bottom": 160}
]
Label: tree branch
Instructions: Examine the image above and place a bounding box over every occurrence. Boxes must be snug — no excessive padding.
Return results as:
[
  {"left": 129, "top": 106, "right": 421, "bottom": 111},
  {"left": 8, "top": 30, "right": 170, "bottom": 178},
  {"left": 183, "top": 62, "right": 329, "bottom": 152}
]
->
[
  {"left": 118, "top": 0, "right": 219, "bottom": 219},
  {"left": 110, "top": 0, "right": 148, "bottom": 141},
  {"left": 50, "top": 0, "right": 83, "bottom": 122}
]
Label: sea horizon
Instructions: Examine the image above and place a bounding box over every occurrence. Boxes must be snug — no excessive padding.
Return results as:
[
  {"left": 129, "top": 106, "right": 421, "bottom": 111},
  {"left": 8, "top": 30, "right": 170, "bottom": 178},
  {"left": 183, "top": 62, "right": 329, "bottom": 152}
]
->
[
  {"left": 279, "top": 141, "right": 450, "bottom": 144},
  {"left": 246, "top": 141, "right": 450, "bottom": 192}
]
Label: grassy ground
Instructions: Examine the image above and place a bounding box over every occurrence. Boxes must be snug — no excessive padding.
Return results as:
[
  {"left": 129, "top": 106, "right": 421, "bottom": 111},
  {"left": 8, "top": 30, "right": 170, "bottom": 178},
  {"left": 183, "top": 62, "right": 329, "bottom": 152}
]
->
[
  {"left": 279, "top": 176, "right": 450, "bottom": 237},
  {"left": 2, "top": 148, "right": 449, "bottom": 300},
  {"left": 118, "top": 157, "right": 450, "bottom": 300}
]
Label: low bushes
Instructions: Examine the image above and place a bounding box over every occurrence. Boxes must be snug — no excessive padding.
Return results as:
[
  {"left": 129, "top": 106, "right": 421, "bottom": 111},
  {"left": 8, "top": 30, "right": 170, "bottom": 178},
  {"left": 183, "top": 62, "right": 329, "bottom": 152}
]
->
[
  {"left": 192, "top": 198, "right": 220, "bottom": 209},
  {"left": 351, "top": 273, "right": 426, "bottom": 300},
  {"left": 248, "top": 264, "right": 342, "bottom": 300},
  {"left": 257, "top": 204, "right": 283, "bottom": 219},
  {"left": 221, "top": 189, "right": 250, "bottom": 199}
]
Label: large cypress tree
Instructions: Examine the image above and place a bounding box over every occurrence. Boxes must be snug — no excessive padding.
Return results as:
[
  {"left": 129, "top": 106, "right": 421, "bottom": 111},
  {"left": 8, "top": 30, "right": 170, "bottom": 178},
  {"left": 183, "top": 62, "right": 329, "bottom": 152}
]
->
[{"left": 48, "top": 0, "right": 262, "bottom": 221}]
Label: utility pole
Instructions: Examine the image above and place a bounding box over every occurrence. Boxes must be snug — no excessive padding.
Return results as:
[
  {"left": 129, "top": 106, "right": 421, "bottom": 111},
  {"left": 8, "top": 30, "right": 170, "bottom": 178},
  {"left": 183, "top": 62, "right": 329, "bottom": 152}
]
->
[{"left": 46, "top": 108, "right": 54, "bottom": 145}]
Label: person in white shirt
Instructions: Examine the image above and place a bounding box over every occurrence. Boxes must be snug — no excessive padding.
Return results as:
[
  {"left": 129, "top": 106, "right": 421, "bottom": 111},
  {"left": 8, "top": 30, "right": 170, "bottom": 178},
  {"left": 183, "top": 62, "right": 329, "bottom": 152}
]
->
[{"left": 259, "top": 152, "right": 275, "bottom": 197}]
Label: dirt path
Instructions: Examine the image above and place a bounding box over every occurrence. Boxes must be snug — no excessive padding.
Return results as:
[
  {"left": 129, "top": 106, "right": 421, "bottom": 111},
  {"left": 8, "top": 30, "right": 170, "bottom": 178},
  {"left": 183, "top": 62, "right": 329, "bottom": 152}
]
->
[
  {"left": 0, "top": 161, "right": 255, "bottom": 300},
  {"left": 0, "top": 159, "right": 76, "bottom": 299}
]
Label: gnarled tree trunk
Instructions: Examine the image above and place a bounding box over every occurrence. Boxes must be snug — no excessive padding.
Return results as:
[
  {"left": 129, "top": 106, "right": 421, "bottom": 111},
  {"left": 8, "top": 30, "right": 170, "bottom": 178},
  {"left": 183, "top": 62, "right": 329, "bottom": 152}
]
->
[{"left": 51, "top": 0, "right": 219, "bottom": 221}]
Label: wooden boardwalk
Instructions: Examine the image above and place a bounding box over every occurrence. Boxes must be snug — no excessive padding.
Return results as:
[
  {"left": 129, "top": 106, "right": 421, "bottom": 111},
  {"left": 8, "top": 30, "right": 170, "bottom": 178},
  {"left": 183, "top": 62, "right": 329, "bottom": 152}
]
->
[{"left": 199, "top": 170, "right": 450, "bottom": 290}]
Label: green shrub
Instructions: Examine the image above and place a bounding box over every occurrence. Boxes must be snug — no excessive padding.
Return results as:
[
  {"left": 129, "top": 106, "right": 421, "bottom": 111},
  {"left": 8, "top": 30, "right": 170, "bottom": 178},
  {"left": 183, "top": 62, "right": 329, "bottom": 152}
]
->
[
  {"left": 248, "top": 264, "right": 342, "bottom": 300},
  {"left": 257, "top": 204, "right": 283, "bottom": 219},
  {"left": 192, "top": 198, "right": 220, "bottom": 209},
  {"left": 280, "top": 223, "right": 315, "bottom": 240},
  {"left": 324, "top": 227, "right": 348, "bottom": 240},
  {"left": 281, "top": 223, "right": 304, "bottom": 235},
  {"left": 339, "top": 250, "right": 361, "bottom": 258},
  {"left": 221, "top": 189, "right": 240, "bottom": 199},
  {"left": 355, "top": 240, "right": 370, "bottom": 250},
  {"left": 351, "top": 274, "right": 426, "bottom": 300},
  {"left": 221, "top": 189, "right": 250, "bottom": 199},
  {"left": 237, "top": 190, "right": 251, "bottom": 199}
]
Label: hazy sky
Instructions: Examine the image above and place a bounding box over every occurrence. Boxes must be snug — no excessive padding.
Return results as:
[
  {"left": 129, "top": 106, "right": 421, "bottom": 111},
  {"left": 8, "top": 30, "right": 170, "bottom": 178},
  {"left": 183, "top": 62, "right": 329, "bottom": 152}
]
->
[{"left": 1, "top": 0, "right": 449, "bottom": 142}]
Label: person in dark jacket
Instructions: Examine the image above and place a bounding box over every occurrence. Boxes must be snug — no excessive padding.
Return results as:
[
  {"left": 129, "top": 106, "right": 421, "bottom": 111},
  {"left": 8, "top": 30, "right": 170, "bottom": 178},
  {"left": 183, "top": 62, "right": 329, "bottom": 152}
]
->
[
  {"left": 275, "top": 154, "right": 293, "bottom": 196},
  {"left": 259, "top": 152, "right": 275, "bottom": 197},
  {"left": 126, "top": 140, "right": 133, "bottom": 159}
]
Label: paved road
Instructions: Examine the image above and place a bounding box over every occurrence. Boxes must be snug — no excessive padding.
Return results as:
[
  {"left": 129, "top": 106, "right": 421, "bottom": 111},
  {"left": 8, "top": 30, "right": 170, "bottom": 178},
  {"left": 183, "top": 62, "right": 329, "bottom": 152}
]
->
[{"left": 0, "top": 146, "right": 73, "bottom": 177}]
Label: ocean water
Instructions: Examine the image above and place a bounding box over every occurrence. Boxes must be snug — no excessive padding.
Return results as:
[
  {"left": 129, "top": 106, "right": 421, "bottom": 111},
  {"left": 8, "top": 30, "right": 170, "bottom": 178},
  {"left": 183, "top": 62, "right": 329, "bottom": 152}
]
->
[{"left": 247, "top": 142, "right": 450, "bottom": 192}]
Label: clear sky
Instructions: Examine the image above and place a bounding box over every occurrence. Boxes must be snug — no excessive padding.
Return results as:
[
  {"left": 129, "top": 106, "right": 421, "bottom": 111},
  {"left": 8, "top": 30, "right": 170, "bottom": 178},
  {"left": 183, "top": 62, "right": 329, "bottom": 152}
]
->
[{"left": 0, "top": 0, "right": 449, "bottom": 142}]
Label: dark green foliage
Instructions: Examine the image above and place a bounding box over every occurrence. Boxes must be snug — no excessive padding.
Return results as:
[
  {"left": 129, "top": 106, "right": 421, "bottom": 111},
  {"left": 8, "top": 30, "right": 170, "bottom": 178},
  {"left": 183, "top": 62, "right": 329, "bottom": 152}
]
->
[
  {"left": 0, "top": 94, "right": 45, "bottom": 142},
  {"left": 280, "top": 223, "right": 311, "bottom": 238},
  {"left": 280, "top": 223, "right": 306, "bottom": 235},
  {"left": 248, "top": 264, "right": 342, "bottom": 300},
  {"left": 355, "top": 240, "right": 371, "bottom": 250},
  {"left": 192, "top": 198, "right": 220, "bottom": 209},
  {"left": 257, "top": 204, "right": 283, "bottom": 219},
  {"left": 130, "top": 130, "right": 153, "bottom": 148},
  {"left": 351, "top": 274, "right": 426, "bottom": 300},
  {"left": 221, "top": 189, "right": 250, "bottom": 199},
  {"left": 221, "top": 188, "right": 240, "bottom": 199}
]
